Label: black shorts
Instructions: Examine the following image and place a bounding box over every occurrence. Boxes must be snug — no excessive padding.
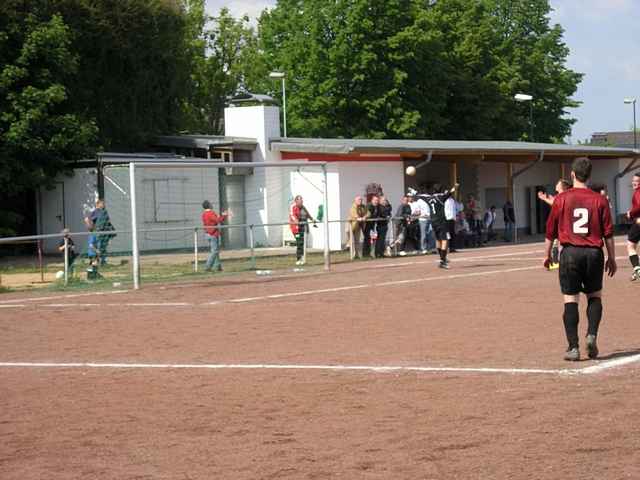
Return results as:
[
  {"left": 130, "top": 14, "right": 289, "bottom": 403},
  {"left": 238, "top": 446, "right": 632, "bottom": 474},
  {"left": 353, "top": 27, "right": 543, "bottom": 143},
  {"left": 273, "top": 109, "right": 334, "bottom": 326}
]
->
[
  {"left": 628, "top": 223, "right": 640, "bottom": 243},
  {"left": 559, "top": 245, "right": 604, "bottom": 295},
  {"left": 432, "top": 222, "right": 450, "bottom": 241}
]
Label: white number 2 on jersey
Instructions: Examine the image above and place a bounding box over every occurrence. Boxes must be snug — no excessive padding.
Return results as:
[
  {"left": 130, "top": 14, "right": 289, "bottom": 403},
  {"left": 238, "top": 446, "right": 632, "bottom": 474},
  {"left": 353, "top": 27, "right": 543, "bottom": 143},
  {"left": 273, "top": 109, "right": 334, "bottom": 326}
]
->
[{"left": 573, "top": 208, "right": 589, "bottom": 234}]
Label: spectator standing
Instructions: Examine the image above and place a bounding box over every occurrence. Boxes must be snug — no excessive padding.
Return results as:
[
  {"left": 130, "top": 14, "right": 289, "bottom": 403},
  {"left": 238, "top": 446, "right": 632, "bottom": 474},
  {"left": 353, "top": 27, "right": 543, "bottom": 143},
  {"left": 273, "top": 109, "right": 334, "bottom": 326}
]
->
[
  {"left": 415, "top": 192, "right": 435, "bottom": 254},
  {"left": 348, "top": 196, "right": 368, "bottom": 259},
  {"left": 503, "top": 200, "right": 516, "bottom": 242},
  {"left": 84, "top": 199, "right": 116, "bottom": 265},
  {"left": 289, "top": 195, "right": 315, "bottom": 265},
  {"left": 392, "top": 195, "right": 413, "bottom": 255},
  {"left": 466, "top": 194, "right": 483, "bottom": 247},
  {"left": 58, "top": 228, "right": 77, "bottom": 273},
  {"left": 378, "top": 196, "right": 393, "bottom": 257},
  {"left": 445, "top": 194, "right": 458, "bottom": 252},
  {"left": 202, "top": 200, "right": 229, "bottom": 272},
  {"left": 363, "top": 196, "right": 382, "bottom": 258}
]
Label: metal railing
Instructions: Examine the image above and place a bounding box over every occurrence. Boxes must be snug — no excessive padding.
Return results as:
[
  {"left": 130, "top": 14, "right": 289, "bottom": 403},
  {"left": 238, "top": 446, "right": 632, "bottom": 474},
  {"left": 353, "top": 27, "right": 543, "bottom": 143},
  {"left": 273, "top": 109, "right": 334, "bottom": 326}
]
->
[{"left": 0, "top": 215, "right": 495, "bottom": 289}]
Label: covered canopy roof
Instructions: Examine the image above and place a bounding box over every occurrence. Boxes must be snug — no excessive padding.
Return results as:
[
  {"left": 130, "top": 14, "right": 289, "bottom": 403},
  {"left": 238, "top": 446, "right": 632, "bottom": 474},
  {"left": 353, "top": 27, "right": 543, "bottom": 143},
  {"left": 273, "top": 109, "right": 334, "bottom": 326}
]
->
[
  {"left": 271, "top": 137, "right": 639, "bottom": 163},
  {"left": 155, "top": 135, "right": 257, "bottom": 151}
]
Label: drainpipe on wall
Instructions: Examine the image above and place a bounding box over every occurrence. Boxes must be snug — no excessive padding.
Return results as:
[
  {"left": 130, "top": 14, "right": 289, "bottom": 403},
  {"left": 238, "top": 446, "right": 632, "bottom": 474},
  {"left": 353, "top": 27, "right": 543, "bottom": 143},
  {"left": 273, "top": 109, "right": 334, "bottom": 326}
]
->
[
  {"left": 612, "top": 155, "right": 640, "bottom": 223},
  {"left": 511, "top": 151, "right": 545, "bottom": 243},
  {"left": 415, "top": 150, "right": 434, "bottom": 170}
]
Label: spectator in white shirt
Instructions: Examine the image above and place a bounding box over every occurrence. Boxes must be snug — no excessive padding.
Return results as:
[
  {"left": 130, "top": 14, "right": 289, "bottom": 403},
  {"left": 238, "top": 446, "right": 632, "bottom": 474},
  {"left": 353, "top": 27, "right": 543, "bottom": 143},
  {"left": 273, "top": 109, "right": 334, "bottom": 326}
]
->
[
  {"left": 483, "top": 205, "right": 497, "bottom": 242},
  {"left": 414, "top": 191, "right": 435, "bottom": 254},
  {"left": 445, "top": 195, "right": 458, "bottom": 252}
]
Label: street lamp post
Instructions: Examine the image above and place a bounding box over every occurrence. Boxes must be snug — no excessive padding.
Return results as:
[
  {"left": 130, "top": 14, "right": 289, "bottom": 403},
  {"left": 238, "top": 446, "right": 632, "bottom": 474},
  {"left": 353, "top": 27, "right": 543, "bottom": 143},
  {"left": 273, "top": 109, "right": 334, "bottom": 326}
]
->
[
  {"left": 514, "top": 93, "right": 534, "bottom": 141},
  {"left": 269, "top": 71, "right": 287, "bottom": 137},
  {"left": 624, "top": 98, "right": 637, "bottom": 150}
]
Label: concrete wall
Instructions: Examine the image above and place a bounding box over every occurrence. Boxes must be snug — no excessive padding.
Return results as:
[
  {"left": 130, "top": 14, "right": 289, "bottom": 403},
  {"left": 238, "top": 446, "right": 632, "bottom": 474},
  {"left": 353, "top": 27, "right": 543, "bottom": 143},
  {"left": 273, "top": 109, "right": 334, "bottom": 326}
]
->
[
  {"left": 613, "top": 159, "right": 639, "bottom": 219},
  {"left": 38, "top": 168, "right": 98, "bottom": 253},
  {"left": 336, "top": 162, "right": 405, "bottom": 245},
  {"left": 224, "top": 106, "right": 282, "bottom": 246},
  {"left": 478, "top": 161, "right": 558, "bottom": 232},
  {"left": 289, "top": 166, "right": 342, "bottom": 250}
]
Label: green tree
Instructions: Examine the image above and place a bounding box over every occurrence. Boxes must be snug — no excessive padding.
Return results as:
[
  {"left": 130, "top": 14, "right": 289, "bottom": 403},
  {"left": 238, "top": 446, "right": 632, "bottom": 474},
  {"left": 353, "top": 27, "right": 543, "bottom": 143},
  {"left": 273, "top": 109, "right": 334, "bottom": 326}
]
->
[
  {"left": 256, "top": 0, "right": 582, "bottom": 142},
  {"left": 1, "top": 0, "right": 198, "bottom": 234},
  {"left": 183, "top": 6, "right": 267, "bottom": 134},
  {"left": 0, "top": 9, "right": 97, "bottom": 234},
  {"left": 45, "top": 0, "right": 194, "bottom": 149},
  {"left": 484, "top": 0, "right": 583, "bottom": 141},
  {"left": 259, "top": 0, "right": 449, "bottom": 139}
]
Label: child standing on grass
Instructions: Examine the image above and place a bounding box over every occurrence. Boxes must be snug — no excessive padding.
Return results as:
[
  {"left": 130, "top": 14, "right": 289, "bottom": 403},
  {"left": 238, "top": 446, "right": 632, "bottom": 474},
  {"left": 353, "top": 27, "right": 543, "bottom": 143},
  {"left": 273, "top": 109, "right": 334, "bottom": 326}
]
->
[{"left": 57, "top": 229, "right": 77, "bottom": 273}]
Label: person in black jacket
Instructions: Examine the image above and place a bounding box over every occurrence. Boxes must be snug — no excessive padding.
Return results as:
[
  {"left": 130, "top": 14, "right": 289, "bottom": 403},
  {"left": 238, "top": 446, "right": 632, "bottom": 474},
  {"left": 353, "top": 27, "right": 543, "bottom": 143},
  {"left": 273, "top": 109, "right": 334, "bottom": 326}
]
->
[
  {"left": 363, "top": 195, "right": 382, "bottom": 258},
  {"left": 377, "top": 196, "right": 393, "bottom": 258},
  {"left": 503, "top": 200, "right": 516, "bottom": 242},
  {"left": 391, "top": 195, "right": 413, "bottom": 255}
]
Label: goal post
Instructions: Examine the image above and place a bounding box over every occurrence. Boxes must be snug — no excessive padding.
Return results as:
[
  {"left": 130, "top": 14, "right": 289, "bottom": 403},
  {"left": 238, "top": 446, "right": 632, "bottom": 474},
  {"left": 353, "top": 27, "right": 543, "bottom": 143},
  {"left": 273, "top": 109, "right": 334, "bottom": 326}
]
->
[{"left": 126, "top": 161, "right": 330, "bottom": 289}]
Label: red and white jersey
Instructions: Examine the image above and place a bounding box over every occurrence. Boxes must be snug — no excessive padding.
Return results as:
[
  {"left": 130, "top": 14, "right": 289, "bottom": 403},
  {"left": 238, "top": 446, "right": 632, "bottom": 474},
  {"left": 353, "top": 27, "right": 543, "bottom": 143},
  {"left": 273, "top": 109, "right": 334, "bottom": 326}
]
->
[{"left": 546, "top": 187, "right": 613, "bottom": 248}]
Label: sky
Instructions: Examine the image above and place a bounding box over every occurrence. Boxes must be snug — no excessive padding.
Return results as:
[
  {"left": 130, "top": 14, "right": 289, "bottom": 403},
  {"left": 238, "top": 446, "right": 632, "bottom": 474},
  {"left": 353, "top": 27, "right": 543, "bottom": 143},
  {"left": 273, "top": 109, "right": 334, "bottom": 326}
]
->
[{"left": 205, "top": 0, "right": 640, "bottom": 143}]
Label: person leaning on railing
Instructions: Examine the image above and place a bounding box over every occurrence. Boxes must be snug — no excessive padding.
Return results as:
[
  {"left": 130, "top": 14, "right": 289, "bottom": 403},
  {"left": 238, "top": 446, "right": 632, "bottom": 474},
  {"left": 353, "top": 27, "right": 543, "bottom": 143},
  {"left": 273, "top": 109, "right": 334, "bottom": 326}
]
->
[
  {"left": 57, "top": 228, "right": 77, "bottom": 273},
  {"left": 391, "top": 195, "right": 411, "bottom": 255},
  {"left": 363, "top": 196, "right": 382, "bottom": 258},
  {"left": 348, "top": 196, "right": 368, "bottom": 259},
  {"left": 378, "top": 196, "right": 393, "bottom": 258},
  {"left": 84, "top": 199, "right": 116, "bottom": 265},
  {"left": 289, "top": 195, "right": 315, "bottom": 266}
]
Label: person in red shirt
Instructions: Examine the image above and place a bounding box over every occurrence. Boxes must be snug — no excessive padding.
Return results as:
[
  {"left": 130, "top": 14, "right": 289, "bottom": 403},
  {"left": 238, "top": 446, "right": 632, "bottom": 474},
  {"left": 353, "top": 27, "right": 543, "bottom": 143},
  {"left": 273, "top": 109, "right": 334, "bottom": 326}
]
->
[
  {"left": 201, "top": 200, "right": 229, "bottom": 272},
  {"left": 289, "top": 195, "right": 315, "bottom": 265},
  {"left": 545, "top": 157, "right": 617, "bottom": 361},
  {"left": 626, "top": 172, "right": 640, "bottom": 281}
]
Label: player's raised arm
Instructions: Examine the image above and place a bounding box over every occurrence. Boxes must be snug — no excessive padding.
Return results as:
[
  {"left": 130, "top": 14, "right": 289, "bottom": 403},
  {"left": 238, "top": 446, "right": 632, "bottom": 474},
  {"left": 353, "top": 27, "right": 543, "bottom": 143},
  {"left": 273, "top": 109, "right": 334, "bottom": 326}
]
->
[
  {"left": 537, "top": 190, "right": 555, "bottom": 206},
  {"left": 543, "top": 199, "right": 560, "bottom": 269}
]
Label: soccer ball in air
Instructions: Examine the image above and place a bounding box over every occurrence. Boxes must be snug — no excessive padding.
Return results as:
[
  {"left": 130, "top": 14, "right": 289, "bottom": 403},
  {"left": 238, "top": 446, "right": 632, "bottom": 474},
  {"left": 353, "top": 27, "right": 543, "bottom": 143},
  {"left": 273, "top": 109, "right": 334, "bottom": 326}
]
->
[
  {"left": 405, "top": 166, "right": 417, "bottom": 176},
  {"left": 55, "top": 271, "right": 64, "bottom": 280}
]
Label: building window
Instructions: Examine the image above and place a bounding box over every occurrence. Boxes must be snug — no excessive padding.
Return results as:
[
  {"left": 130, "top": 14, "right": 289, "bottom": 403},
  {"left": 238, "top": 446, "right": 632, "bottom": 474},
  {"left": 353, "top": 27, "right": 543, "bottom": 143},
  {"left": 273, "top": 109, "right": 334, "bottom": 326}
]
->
[{"left": 143, "top": 178, "right": 188, "bottom": 223}]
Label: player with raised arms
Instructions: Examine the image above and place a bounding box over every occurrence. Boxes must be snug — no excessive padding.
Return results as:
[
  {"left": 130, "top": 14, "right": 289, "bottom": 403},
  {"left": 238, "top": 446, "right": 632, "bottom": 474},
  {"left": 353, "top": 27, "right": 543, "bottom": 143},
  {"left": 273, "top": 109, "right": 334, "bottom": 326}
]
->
[
  {"left": 626, "top": 172, "right": 640, "bottom": 281},
  {"left": 545, "top": 157, "right": 616, "bottom": 361},
  {"left": 412, "top": 183, "right": 459, "bottom": 269}
]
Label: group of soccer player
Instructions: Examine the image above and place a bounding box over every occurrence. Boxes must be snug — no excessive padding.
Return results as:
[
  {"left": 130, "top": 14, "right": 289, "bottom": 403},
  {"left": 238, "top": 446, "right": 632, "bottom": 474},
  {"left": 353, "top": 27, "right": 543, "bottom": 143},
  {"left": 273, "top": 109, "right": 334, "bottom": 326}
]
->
[{"left": 543, "top": 158, "right": 640, "bottom": 361}]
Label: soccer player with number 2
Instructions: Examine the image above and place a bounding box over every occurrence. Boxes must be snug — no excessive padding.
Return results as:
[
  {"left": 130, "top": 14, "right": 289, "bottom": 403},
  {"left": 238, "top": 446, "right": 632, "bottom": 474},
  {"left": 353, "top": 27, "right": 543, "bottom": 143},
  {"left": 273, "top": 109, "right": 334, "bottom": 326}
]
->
[{"left": 544, "top": 158, "right": 617, "bottom": 361}]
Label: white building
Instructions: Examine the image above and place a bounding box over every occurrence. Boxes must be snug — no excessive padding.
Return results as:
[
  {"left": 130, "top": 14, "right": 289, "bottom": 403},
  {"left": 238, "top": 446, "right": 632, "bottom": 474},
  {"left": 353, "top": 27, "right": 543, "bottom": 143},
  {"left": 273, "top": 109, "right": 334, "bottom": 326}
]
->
[{"left": 37, "top": 104, "right": 639, "bottom": 253}]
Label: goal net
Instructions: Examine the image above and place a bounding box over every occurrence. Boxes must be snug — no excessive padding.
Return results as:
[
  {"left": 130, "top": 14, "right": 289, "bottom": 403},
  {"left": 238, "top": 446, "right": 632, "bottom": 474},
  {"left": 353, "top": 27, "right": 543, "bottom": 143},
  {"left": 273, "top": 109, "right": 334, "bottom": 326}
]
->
[{"left": 101, "top": 161, "right": 331, "bottom": 287}]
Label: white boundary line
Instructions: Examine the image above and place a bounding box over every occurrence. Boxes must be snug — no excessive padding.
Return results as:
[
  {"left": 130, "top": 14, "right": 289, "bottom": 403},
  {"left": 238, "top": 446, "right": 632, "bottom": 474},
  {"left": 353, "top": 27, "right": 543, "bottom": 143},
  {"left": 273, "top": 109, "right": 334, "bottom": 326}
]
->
[
  {"left": 0, "top": 290, "right": 129, "bottom": 305},
  {"left": 0, "top": 248, "right": 540, "bottom": 305},
  {"left": 2, "top": 354, "right": 640, "bottom": 375},
  {"left": 0, "top": 239, "right": 629, "bottom": 306},
  {"left": 0, "top": 266, "right": 539, "bottom": 309},
  {"left": 578, "top": 354, "right": 640, "bottom": 374},
  {"left": 0, "top": 242, "right": 633, "bottom": 309}
]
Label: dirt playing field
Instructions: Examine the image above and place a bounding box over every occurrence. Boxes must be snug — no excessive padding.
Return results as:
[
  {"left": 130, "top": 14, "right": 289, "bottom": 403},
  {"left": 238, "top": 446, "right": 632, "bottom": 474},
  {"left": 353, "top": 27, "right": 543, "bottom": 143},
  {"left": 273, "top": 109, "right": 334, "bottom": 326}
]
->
[{"left": 1, "top": 239, "right": 639, "bottom": 479}]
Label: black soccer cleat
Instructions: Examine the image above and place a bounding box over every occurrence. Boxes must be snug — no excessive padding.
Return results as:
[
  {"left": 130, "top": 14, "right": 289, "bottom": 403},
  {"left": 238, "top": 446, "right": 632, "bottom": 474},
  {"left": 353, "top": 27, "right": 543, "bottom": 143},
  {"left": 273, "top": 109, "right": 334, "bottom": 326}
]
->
[
  {"left": 439, "top": 261, "right": 450, "bottom": 270},
  {"left": 586, "top": 335, "right": 599, "bottom": 360},
  {"left": 632, "top": 267, "right": 640, "bottom": 282},
  {"left": 564, "top": 347, "right": 580, "bottom": 361}
]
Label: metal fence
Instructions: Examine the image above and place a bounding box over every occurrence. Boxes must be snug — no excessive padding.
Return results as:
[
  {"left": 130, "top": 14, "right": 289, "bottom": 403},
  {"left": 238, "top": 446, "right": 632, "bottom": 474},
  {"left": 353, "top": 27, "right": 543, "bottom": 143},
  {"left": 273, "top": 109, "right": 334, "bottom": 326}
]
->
[{"left": 0, "top": 215, "right": 506, "bottom": 291}]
